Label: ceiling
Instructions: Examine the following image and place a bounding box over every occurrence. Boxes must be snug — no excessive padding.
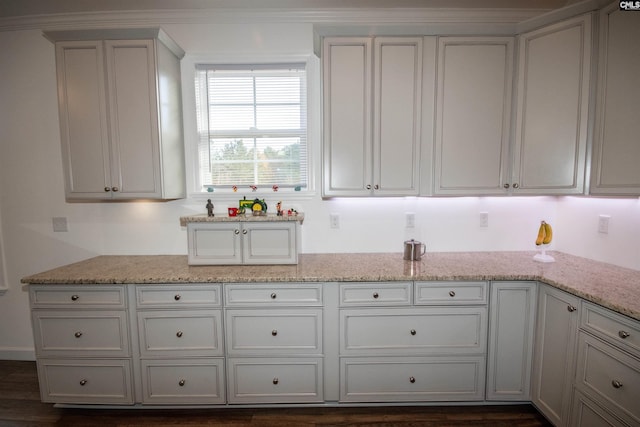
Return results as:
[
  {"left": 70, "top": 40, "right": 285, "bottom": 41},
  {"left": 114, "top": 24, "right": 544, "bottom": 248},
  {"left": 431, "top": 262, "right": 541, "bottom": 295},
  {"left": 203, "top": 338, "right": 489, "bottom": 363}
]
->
[{"left": 0, "top": 0, "right": 579, "bottom": 19}]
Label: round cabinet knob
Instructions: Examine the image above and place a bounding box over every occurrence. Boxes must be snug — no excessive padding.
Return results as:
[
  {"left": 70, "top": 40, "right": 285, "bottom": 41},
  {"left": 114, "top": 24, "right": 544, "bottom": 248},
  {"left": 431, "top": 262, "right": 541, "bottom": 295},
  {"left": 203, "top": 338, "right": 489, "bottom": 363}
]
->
[
  {"left": 74, "top": 331, "right": 83, "bottom": 338},
  {"left": 409, "top": 377, "right": 416, "bottom": 383},
  {"left": 273, "top": 378, "right": 279, "bottom": 385},
  {"left": 79, "top": 379, "right": 87, "bottom": 386},
  {"left": 174, "top": 294, "right": 181, "bottom": 301},
  {"left": 373, "top": 292, "right": 379, "bottom": 299},
  {"left": 567, "top": 305, "right": 577, "bottom": 313},
  {"left": 410, "top": 329, "right": 416, "bottom": 336},
  {"left": 111, "top": 187, "right": 119, "bottom": 192},
  {"left": 176, "top": 331, "right": 183, "bottom": 338},
  {"left": 272, "top": 330, "right": 278, "bottom": 336},
  {"left": 374, "top": 184, "right": 379, "bottom": 190},
  {"left": 513, "top": 183, "right": 519, "bottom": 189},
  {"left": 449, "top": 291, "right": 456, "bottom": 297},
  {"left": 366, "top": 184, "right": 372, "bottom": 190},
  {"left": 104, "top": 187, "right": 111, "bottom": 192},
  {"left": 234, "top": 229, "right": 240, "bottom": 235},
  {"left": 618, "top": 330, "right": 630, "bottom": 339},
  {"left": 271, "top": 293, "right": 277, "bottom": 299},
  {"left": 611, "top": 380, "right": 623, "bottom": 389},
  {"left": 243, "top": 229, "right": 248, "bottom": 235},
  {"left": 503, "top": 183, "right": 510, "bottom": 189},
  {"left": 71, "top": 295, "right": 79, "bottom": 301},
  {"left": 179, "top": 379, "right": 186, "bottom": 387}
]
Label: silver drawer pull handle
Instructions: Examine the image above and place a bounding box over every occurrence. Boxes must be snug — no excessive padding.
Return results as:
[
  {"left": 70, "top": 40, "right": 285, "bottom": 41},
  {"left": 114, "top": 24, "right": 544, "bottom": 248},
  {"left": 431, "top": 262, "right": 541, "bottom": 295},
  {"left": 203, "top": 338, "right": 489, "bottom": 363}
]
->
[
  {"left": 273, "top": 378, "right": 279, "bottom": 385},
  {"left": 612, "top": 380, "right": 623, "bottom": 389},
  {"left": 272, "top": 330, "right": 278, "bottom": 336},
  {"left": 567, "top": 305, "right": 577, "bottom": 312},
  {"left": 174, "top": 294, "right": 181, "bottom": 301},
  {"left": 243, "top": 229, "right": 248, "bottom": 235},
  {"left": 79, "top": 379, "right": 87, "bottom": 386},
  {"left": 271, "top": 293, "right": 277, "bottom": 299},
  {"left": 373, "top": 292, "right": 379, "bottom": 299},
  {"left": 111, "top": 187, "right": 119, "bottom": 192},
  {"left": 409, "top": 377, "right": 416, "bottom": 383},
  {"left": 71, "top": 295, "right": 79, "bottom": 301},
  {"left": 410, "top": 329, "right": 416, "bottom": 336},
  {"left": 179, "top": 379, "right": 186, "bottom": 387},
  {"left": 176, "top": 331, "right": 183, "bottom": 338},
  {"left": 449, "top": 291, "right": 456, "bottom": 297},
  {"left": 234, "top": 229, "right": 240, "bottom": 235},
  {"left": 618, "top": 330, "right": 630, "bottom": 339},
  {"left": 74, "top": 331, "right": 83, "bottom": 338},
  {"left": 104, "top": 187, "right": 111, "bottom": 192}
]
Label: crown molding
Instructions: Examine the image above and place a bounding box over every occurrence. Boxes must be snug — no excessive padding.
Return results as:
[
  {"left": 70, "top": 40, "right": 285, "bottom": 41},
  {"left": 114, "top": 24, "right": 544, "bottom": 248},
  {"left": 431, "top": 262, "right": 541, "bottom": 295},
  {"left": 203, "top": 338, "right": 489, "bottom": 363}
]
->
[{"left": 0, "top": 7, "right": 548, "bottom": 33}]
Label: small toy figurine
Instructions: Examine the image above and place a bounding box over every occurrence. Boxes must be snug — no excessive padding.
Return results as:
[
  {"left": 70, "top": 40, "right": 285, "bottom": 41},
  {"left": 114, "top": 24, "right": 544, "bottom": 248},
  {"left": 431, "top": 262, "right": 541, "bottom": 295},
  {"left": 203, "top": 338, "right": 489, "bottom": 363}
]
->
[
  {"left": 206, "top": 199, "right": 214, "bottom": 217},
  {"left": 276, "top": 201, "right": 283, "bottom": 216},
  {"left": 272, "top": 185, "right": 279, "bottom": 192},
  {"left": 250, "top": 185, "right": 257, "bottom": 192},
  {"left": 232, "top": 186, "right": 238, "bottom": 192}
]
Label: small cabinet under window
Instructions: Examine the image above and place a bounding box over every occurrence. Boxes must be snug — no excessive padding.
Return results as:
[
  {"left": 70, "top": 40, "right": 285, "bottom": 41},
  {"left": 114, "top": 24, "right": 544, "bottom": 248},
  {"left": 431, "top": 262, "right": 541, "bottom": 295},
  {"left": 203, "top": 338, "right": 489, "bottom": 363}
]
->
[{"left": 182, "top": 215, "right": 303, "bottom": 265}]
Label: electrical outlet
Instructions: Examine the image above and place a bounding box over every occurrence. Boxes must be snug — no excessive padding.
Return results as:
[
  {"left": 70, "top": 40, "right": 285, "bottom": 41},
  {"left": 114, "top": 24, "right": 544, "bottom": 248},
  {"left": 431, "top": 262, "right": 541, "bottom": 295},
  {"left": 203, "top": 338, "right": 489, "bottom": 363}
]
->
[
  {"left": 479, "top": 212, "right": 489, "bottom": 228},
  {"left": 406, "top": 212, "right": 415, "bottom": 228},
  {"left": 598, "top": 215, "right": 610, "bottom": 234},
  {"left": 330, "top": 213, "right": 340, "bottom": 229},
  {"left": 52, "top": 217, "right": 68, "bottom": 232}
]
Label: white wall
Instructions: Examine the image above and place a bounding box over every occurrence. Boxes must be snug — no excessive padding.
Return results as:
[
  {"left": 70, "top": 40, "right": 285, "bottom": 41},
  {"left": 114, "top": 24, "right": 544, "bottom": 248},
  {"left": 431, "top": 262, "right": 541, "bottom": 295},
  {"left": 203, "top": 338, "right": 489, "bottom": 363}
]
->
[{"left": 0, "top": 21, "right": 638, "bottom": 360}]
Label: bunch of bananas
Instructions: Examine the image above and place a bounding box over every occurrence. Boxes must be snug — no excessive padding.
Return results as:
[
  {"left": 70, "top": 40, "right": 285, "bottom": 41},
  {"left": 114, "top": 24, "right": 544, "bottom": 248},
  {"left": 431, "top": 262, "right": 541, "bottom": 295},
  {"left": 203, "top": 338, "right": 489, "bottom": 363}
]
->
[{"left": 535, "top": 221, "right": 553, "bottom": 246}]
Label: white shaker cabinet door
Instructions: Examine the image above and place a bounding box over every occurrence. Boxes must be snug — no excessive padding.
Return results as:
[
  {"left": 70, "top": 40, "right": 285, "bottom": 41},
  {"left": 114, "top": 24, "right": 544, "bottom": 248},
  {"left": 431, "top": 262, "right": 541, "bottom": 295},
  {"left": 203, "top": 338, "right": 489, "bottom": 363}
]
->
[
  {"left": 56, "top": 41, "right": 112, "bottom": 198},
  {"left": 512, "top": 14, "right": 592, "bottom": 194},
  {"left": 105, "top": 39, "right": 162, "bottom": 198},
  {"left": 434, "top": 37, "right": 514, "bottom": 195},
  {"left": 591, "top": 6, "right": 640, "bottom": 195}
]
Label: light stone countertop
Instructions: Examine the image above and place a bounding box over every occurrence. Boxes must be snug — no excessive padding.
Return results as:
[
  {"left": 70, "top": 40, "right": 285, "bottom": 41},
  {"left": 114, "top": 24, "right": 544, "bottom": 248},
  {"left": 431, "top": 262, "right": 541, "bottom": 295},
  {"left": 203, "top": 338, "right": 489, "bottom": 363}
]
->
[
  {"left": 21, "top": 251, "right": 640, "bottom": 321},
  {"left": 179, "top": 213, "right": 304, "bottom": 227}
]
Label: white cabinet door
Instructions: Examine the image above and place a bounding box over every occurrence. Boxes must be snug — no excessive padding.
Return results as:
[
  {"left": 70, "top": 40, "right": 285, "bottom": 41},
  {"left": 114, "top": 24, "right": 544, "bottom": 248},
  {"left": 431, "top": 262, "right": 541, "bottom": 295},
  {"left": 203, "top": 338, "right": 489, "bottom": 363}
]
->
[
  {"left": 434, "top": 37, "right": 514, "bottom": 195},
  {"left": 512, "top": 14, "right": 592, "bottom": 194},
  {"left": 486, "top": 281, "right": 536, "bottom": 401},
  {"left": 532, "top": 284, "right": 580, "bottom": 426},
  {"left": 55, "top": 41, "right": 111, "bottom": 198},
  {"left": 242, "top": 222, "right": 298, "bottom": 265},
  {"left": 105, "top": 40, "right": 161, "bottom": 198},
  {"left": 323, "top": 37, "right": 423, "bottom": 197},
  {"left": 187, "top": 223, "right": 242, "bottom": 265},
  {"left": 590, "top": 6, "right": 640, "bottom": 195}
]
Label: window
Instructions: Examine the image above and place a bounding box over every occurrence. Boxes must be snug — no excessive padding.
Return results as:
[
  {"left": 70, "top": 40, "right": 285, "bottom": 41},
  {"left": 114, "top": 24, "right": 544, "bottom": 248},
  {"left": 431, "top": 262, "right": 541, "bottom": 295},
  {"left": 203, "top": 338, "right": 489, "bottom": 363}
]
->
[{"left": 194, "top": 63, "right": 308, "bottom": 193}]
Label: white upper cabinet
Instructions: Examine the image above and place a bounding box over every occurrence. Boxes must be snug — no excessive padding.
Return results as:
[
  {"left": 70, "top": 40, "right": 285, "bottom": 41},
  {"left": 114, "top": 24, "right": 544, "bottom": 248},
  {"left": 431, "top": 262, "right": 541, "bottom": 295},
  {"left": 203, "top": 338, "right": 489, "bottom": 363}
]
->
[
  {"left": 47, "top": 29, "right": 186, "bottom": 200},
  {"left": 512, "top": 14, "right": 592, "bottom": 194},
  {"left": 434, "top": 37, "right": 514, "bottom": 195},
  {"left": 590, "top": 5, "right": 640, "bottom": 196},
  {"left": 322, "top": 37, "right": 424, "bottom": 197}
]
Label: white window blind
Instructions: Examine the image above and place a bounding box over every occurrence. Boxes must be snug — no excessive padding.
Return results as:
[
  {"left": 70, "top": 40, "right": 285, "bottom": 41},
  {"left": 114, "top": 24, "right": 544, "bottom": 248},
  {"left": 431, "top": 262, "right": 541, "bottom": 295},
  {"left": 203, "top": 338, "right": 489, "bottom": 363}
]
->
[{"left": 195, "top": 63, "right": 308, "bottom": 192}]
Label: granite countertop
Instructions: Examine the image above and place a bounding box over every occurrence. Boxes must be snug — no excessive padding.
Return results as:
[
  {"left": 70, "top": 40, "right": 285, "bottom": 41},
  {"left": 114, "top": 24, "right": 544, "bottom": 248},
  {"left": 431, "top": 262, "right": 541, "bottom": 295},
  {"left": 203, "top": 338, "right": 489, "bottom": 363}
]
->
[{"left": 21, "top": 251, "right": 640, "bottom": 321}]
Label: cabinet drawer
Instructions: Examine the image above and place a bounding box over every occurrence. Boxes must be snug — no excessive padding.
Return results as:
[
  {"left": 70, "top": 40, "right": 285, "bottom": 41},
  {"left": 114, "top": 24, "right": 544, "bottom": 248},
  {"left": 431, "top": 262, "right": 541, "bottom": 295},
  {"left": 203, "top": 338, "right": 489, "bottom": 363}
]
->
[
  {"left": 575, "top": 332, "right": 640, "bottom": 426},
  {"left": 30, "top": 285, "right": 126, "bottom": 309},
  {"left": 339, "top": 282, "right": 412, "bottom": 306},
  {"left": 570, "top": 390, "right": 628, "bottom": 427},
  {"left": 581, "top": 301, "right": 640, "bottom": 355},
  {"left": 340, "top": 356, "right": 485, "bottom": 402},
  {"left": 226, "top": 309, "right": 322, "bottom": 355},
  {"left": 225, "top": 283, "right": 322, "bottom": 307},
  {"left": 341, "top": 307, "right": 487, "bottom": 355},
  {"left": 227, "top": 357, "right": 323, "bottom": 403},
  {"left": 37, "top": 359, "right": 133, "bottom": 405},
  {"left": 140, "top": 358, "right": 225, "bottom": 404},
  {"left": 32, "top": 311, "right": 129, "bottom": 357},
  {"left": 136, "top": 284, "right": 222, "bottom": 308},
  {"left": 414, "top": 281, "right": 487, "bottom": 305},
  {"left": 138, "top": 310, "right": 223, "bottom": 357}
]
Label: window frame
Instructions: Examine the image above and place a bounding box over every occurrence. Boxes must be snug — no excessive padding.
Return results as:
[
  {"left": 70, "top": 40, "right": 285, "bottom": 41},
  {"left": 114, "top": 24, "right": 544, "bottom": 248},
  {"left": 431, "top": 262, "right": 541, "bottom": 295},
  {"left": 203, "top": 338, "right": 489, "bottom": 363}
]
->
[{"left": 182, "top": 54, "right": 318, "bottom": 201}]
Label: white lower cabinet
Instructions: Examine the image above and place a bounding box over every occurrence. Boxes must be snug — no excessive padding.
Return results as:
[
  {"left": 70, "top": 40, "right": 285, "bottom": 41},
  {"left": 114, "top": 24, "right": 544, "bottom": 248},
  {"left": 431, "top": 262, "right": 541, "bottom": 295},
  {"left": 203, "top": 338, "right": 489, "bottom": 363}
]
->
[
  {"left": 532, "top": 284, "right": 580, "bottom": 426},
  {"left": 134, "top": 284, "right": 225, "bottom": 405},
  {"left": 224, "top": 283, "right": 324, "bottom": 404},
  {"left": 338, "top": 281, "right": 488, "bottom": 403},
  {"left": 570, "top": 390, "right": 629, "bottom": 427},
  {"left": 486, "top": 281, "right": 537, "bottom": 401},
  {"left": 29, "top": 285, "right": 134, "bottom": 405}
]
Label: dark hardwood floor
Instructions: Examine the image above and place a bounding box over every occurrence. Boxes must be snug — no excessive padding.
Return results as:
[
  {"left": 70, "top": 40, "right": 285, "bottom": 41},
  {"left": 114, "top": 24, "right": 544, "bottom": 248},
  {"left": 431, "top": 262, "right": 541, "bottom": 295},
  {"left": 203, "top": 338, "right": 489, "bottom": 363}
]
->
[{"left": 0, "top": 360, "right": 552, "bottom": 427}]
